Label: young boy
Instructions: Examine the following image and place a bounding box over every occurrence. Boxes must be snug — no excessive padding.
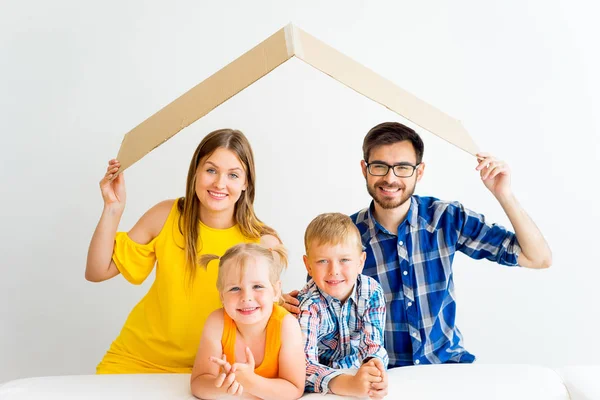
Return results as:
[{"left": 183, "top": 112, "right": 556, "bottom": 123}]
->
[{"left": 297, "top": 213, "right": 389, "bottom": 399}]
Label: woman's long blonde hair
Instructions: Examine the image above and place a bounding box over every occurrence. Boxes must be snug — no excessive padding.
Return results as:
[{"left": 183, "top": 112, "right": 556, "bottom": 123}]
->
[{"left": 177, "top": 129, "right": 279, "bottom": 286}]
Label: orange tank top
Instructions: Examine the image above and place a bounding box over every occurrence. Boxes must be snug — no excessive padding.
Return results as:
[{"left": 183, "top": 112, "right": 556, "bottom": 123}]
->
[{"left": 221, "top": 304, "right": 288, "bottom": 378}]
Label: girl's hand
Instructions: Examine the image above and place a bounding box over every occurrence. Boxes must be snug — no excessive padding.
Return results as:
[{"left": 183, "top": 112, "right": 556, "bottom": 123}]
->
[
  {"left": 211, "top": 354, "right": 244, "bottom": 396},
  {"left": 229, "top": 347, "right": 257, "bottom": 388},
  {"left": 99, "top": 159, "right": 126, "bottom": 210}
]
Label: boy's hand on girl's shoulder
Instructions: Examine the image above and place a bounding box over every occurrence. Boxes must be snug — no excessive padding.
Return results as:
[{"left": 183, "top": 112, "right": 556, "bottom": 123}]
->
[
  {"left": 282, "top": 290, "right": 300, "bottom": 316},
  {"left": 366, "top": 358, "right": 388, "bottom": 399}
]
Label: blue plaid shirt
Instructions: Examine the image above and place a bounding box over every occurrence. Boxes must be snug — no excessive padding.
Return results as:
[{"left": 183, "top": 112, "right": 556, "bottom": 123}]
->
[
  {"left": 350, "top": 195, "right": 521, "bottom": 367},
  {"left": 297, "top": 274, "right": 388, "bottom": 394}
]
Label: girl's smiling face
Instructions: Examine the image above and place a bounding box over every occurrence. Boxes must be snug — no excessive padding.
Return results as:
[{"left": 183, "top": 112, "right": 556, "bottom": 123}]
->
[{"left": 220, "top": 257, "right": 281, "bottom": 326}]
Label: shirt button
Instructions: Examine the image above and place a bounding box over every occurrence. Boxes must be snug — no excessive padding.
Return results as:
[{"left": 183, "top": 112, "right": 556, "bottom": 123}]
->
[
  {"left": 399, "top": 241, "right": 404, "bottom": 246},
  {"left": 412, "top": 332, "right": 418, "bottom": 338},
  {"left": 415, "top": 360, "right": 420, "bottom": 365},
  {"left": 403, "top": 271, "right": 408, "bottom": 276},
  {"left": 407, "top": 301, "right": 412, "bottom": 307}
]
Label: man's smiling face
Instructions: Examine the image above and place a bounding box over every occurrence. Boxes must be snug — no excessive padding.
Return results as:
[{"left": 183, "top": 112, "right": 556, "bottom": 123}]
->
[{"left": 362, "top": 141, "right": 423, "bottom": 210}]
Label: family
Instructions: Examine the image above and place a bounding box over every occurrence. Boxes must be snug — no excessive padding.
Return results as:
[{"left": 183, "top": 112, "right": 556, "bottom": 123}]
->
[{"left": 85, "top": 122, "right": 552, "bottom": 399}]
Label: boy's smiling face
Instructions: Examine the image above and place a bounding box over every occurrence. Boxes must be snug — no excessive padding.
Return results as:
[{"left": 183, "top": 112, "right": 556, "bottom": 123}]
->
[{"left": 303, "top": 240, "right": 366, "bottom": 303}]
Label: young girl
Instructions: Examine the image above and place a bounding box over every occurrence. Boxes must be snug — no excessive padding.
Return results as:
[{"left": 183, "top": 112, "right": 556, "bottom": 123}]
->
[
  {"left": 86, "top": 129, "right": 281, "bottom": 373},
  {"left": 191, "top": 243, "right": 305, "bottom": 400}
]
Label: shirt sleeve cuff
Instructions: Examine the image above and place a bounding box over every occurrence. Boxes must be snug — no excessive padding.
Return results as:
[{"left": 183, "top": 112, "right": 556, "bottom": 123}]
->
[
  {"left": 317, "top": 369, "right": 345, "bottom": 394},
  {"left": 498, "top": 232, "right": 522, "bottom": 266}
]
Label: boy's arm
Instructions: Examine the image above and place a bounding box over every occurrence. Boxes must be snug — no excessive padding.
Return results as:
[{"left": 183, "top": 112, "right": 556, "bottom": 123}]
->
[
  {"left": 298, "top": 301, "right": 345, "bottom": 394},
  {"left": 190, "top": 310, "right": 241, "bottom": 399},
  {"left": 241, "top": 314, "right": 305, "bottom": 400},
  {"left": 328, "top": 364, "right": 383, "bottom": 398},
  {"left": 358, "top": 282, "right": 389, "bottom": 366}
]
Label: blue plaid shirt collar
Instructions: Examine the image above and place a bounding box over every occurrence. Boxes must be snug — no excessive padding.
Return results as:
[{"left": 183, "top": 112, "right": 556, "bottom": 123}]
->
[{"left": 364, "top": 197, "right": 419, "bottom": 237}]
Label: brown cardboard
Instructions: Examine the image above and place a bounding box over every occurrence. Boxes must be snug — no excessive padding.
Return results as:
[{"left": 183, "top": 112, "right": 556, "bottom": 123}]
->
[
  {"left": 292, "top": 26, "right": 478, "bottom": 156},
  {"left": 115, "top": 27, "right": 293, "bottom": 172},
  {"left": 116, "top": 24, "right": 478, "bottom": 173}
]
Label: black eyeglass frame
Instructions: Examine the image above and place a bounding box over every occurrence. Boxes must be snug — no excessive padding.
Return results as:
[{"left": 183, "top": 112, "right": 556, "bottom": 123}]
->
[{"left": 365, "top": 161, "right": 422, "bottom": 178}]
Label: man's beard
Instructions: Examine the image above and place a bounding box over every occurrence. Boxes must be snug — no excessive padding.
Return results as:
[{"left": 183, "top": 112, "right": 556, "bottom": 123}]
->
[{"left": 366, "top": 180, "right": 416, "bottom": 210}]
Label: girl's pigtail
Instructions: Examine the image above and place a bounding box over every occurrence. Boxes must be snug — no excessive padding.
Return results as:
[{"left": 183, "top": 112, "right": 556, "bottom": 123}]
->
[
  {"left": 269, "top": 245, "right": 288, "bottom": 270},
  {"left": 198, "top": 254, "right": 220, "bottom": 269}
]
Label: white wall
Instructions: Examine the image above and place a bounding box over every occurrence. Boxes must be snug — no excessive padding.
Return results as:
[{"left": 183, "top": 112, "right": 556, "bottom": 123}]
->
[{"left": 1, "top": 0, "right": 598, "bottom": 383}]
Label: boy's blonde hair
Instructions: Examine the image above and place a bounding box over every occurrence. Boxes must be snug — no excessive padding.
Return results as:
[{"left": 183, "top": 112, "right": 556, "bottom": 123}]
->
[
  {"left": 304, "top": 213, "right": 363, "bottom": 255},
  {"left": 199, "top": 243, "right": 288, "bottom": 300}
]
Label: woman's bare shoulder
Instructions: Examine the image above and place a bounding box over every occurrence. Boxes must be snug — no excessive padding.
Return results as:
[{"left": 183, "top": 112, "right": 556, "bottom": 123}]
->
[{"left": 128, "top": 199, "right": 178, "bottom": 243}]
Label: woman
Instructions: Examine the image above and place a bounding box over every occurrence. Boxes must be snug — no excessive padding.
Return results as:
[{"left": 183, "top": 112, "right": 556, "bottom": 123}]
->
[{"left": 86, "top": 129, "right": 280, "bottom": 373}]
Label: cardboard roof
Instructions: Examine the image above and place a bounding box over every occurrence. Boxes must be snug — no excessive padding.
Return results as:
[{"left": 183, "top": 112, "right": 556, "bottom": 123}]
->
[{"left": 116, "top": 23, "right": 478, "bottom": 173}]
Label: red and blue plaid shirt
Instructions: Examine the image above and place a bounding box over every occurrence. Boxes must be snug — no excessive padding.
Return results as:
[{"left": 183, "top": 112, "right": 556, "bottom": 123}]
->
[
  {"left": 297, "top": 274, "right": 388, "bottom": 394},
  {"left": 351, "top": 195, "right": 521, "bottom": 367}
]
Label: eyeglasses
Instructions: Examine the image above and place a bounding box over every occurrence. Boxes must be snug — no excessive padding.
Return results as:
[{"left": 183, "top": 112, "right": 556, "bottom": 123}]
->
[{"left": 365, "top": 162, "right": 421, "bottom": 178}]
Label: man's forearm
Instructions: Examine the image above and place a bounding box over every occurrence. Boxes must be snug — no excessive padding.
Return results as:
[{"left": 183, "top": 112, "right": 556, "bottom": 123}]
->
[{"left": 497, "top": 192, "right": 552, "bottom": 269}]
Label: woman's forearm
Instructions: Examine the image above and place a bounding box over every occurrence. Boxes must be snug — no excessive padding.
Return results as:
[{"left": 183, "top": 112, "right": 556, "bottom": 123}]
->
[{"left": 85, "top": 205, "right": 122, "bottom": 282}]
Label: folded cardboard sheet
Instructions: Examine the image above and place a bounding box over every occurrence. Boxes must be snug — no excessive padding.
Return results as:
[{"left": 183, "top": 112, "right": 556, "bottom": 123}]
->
[{"left": 116, "top": 24, "right": 478, "bottom": 173}]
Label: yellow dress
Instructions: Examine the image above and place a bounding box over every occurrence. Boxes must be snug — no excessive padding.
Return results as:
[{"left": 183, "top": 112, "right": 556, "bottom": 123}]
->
[
  {"left": 96, "top": 200, "right": 258, "bottom": 374},
  {"left": 221, "top": 304, "right": 288, "bottom": 379}
]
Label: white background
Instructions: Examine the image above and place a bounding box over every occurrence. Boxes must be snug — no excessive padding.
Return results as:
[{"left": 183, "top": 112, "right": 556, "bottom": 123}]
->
[{"left": 1, "top": 0, "right": 598, "bottom": 383}]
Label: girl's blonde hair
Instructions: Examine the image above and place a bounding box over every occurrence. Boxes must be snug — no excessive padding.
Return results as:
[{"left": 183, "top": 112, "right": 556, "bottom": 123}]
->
[
  {"left": 177, "top": 129, "right": 279, "bottom": 286},
  {"left": 199, "top": 243, "right": 288, "bottom": 303}
]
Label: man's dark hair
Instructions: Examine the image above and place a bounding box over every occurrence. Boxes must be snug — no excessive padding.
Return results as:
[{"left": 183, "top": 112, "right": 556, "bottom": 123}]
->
[{"left": 362, "top": 122, "right": 425, "bottom": 164}]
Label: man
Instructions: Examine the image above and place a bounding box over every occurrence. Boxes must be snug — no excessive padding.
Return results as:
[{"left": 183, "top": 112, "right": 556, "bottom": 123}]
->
[{"left": 285, "top": 121, "right": 552, "bottom": 368}]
